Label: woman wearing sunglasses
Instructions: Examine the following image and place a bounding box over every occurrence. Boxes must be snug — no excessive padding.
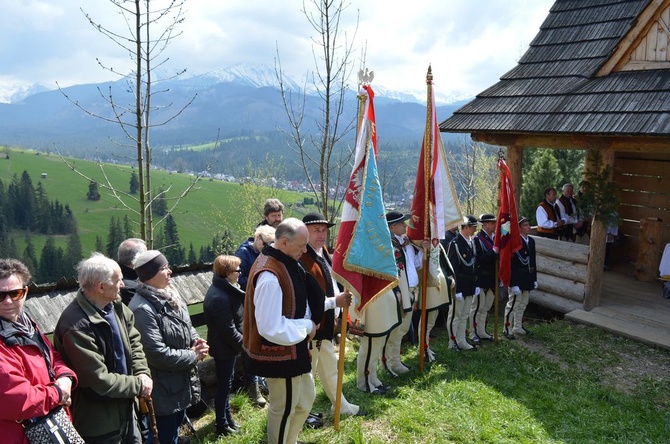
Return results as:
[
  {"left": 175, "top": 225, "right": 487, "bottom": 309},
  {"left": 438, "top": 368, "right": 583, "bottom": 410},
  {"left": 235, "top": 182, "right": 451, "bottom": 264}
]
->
[{"left": 0, "top": 258, "right": 78, "bottom": 444}]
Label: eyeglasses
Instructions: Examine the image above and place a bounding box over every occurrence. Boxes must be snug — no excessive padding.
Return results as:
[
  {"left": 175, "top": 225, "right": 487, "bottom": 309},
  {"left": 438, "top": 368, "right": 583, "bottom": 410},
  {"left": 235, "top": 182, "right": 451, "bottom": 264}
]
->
[
  {"left": 1, "top": 287, "right": 27, "bottom": 301},
  {"left": 234, "top": 269, "right": 242, "bottom": 273}
]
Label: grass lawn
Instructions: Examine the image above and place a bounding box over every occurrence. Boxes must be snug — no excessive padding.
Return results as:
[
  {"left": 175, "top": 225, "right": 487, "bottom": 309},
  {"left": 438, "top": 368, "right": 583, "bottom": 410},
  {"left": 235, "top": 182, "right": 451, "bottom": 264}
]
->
[{"left": 185, "top": 311, "right": 670, "bottom": 444}]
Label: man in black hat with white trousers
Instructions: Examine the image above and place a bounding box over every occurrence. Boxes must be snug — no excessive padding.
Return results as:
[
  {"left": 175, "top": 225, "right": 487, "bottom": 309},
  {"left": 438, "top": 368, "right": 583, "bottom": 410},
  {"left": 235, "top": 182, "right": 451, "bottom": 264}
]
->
[
  {"left": 446, "top": 215, "right": 479, "bottom": 351},
  {"left": 383, "top": 210, "right": 426, "bottom": 376},
  {"left": 299, "top": 212, "right": 363, "bottom": 418},
  {"left": 504, "top": 216, "right": 537, "bottom": 339},
  {"left": 470, "top": 213, "right": 498, "bottom": 343}
]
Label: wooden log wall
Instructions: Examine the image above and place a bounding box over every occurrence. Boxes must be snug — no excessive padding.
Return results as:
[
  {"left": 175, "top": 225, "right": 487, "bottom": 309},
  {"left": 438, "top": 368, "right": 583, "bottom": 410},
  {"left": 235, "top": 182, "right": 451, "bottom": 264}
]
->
[
  {"left": 530, "top": 235, "right": 589, "bottom": 313},
  {"left": 24, "top": 267, "right": 214, "bottom": 335},
  {"left": 614, "top": 155, "right": 670, "bottom": 271}
]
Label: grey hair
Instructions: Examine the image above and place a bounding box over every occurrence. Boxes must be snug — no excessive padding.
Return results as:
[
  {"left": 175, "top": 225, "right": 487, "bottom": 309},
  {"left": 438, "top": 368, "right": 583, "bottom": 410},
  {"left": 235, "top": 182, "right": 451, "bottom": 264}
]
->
[
  {"left": 254, "top": 225, "right": 276, "bottom": 243},
  {"left": 117, "top": 238, "right": 147, "bottom": 266},
  {"left": 275, "top": 217, "right": 305, "bottom": 242},
  {"left": 77, "top": 252, "right": 119, "bottom": 291},
  {"left": 562, "top": 183, "right": 574, "bottom": 191}
]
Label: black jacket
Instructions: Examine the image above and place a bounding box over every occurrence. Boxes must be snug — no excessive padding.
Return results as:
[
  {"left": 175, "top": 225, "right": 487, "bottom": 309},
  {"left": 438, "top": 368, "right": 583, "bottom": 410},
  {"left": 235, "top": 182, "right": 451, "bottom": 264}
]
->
[
  {"left": 475, "top": 230, "right": 497, "bottom": 290},
  {"left": 510, "top": 236, "right": 537, "bottom": 291},
  {"left": 203, "top": 274, "right": 245, "bottom": 360},
  {"left": 446, "top": 233, "right": 478, "bottom": 295}
]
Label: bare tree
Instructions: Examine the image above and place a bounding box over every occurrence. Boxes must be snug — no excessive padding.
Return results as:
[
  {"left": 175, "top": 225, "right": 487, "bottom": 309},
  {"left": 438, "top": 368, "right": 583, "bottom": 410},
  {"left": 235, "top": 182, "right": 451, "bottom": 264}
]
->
[
  {"left": 448, "top": 138, "right": 498, "bottom": 216},
  {"left": 275, "top": 0, "right": 359, "bottom": 223},
  {"left": 58, "top": 0, "right": 204, "bottom": 248}
]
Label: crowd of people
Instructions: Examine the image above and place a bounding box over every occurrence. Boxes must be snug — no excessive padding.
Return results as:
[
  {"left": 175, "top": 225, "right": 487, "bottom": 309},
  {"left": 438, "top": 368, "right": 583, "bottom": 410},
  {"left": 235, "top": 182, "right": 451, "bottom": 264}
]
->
[{"left": 0, "top": 187, "right": 605, "bottom": 444}]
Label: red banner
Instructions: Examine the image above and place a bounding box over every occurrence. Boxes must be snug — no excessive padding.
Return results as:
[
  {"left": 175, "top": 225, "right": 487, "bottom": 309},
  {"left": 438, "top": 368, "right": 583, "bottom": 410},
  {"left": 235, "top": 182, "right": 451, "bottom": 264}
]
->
[{"left": 494, "top": 158, "right": 522, "bottom": 287}]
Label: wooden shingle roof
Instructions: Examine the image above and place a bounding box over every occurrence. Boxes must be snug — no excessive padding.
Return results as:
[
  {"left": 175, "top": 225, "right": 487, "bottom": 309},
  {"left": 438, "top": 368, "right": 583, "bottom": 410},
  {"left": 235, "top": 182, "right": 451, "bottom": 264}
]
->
[{"left": 440, "top": 0, "right": 670, "bottom": 137}]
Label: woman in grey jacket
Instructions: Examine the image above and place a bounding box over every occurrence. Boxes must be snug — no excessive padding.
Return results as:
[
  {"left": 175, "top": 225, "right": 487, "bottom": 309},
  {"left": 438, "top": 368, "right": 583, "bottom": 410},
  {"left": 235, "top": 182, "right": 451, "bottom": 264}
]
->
[{"left": 128, "top": 251, "right": 209, "bottom": 444}]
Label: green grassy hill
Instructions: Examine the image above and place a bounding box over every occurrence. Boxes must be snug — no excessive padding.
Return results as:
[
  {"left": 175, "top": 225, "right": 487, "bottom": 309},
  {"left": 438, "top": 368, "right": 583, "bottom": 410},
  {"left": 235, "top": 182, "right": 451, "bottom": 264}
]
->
[{"left": 0, "top": 148, "right": 309, "bottom": 265}]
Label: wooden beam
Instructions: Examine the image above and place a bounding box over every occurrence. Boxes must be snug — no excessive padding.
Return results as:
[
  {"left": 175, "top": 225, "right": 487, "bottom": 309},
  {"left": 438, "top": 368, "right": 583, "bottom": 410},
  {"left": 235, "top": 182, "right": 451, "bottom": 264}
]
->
[
  {"left": 468, "top": 132, "right": 670, "bottom": 153},
  {"left": 507, "top": 145, "right": 523, "bottom": 210},
  {"left": 536, "top": 255, "right": 588, "bottom": 284},
  {"left": 533, "top": 235, "right": 589, "bottom": 264},
  {"left": 530, "top": 290, "right": 584, "bottom": 314},
  {"left": 583, "top": 148, "right": 616, "bottom": 310},
  {"left": 537, "top": 272, "right": 585, "bottom": 301}
]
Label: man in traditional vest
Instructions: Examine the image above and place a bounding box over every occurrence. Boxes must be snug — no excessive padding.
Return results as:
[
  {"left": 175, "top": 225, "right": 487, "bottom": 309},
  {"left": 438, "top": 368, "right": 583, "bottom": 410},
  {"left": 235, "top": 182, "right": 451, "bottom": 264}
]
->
[
  {"left": 242, "top": 218, "right": 324, "bottom": 444},
  {"left": 299, "top": 212, "right": 363, "bottom": 417},
  {"left": 384, "top": 210, "right": 425, "bottom": 376},
  {"left": 470, "top": 213, "right": 497, "bottom": 343},
  {"left": 504, "top": 216, "right": 538, "bottom": 339},
  {"left": 535, "top": 186, "right": 564, "bottom": 239},
  {"left": 446, "top": 215, "right": 479, "bottom": 351},
  {"left": 556, "top": 183, "right": 584, "bottom": 242}
]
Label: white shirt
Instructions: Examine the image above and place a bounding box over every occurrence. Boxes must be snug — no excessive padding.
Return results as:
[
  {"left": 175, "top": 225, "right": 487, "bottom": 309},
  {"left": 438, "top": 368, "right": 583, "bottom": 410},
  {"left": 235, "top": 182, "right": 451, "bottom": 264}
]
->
[
  {"left": 253, "top": 271, "right": 314, "bottom": 346},
  {"left": 536, "top": 203, "right": 559, "bottom": 229},
  {"left": 395, "top": 234, "right": 423, "bottom": 288},
  {"left": 316, "top": 247, "right": 339, "bottom": 314},
  {"left": 556, "top": 196, "right": 580, "bottom": 224}
]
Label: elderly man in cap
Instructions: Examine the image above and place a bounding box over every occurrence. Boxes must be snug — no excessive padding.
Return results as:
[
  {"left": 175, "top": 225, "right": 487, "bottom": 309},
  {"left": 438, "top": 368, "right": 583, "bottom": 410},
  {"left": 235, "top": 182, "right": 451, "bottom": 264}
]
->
[
  {"left": 384, "top": 210, "right": 427, "bottom": 375},
  {"left": 299, "top": 212, "right": 363, "bottom": 417},
  {"left": 470, "top": 214, "right": 498, "bottom": 343},
  {"left": 242, "top": 218, "right": 324, "bottom": 444},
  {"left": 445, "top": 215, "right": 479, "bottom": 351},
  {"left": 55, "top": 252, "right": 153, "bottom": 444},
  {"left": 504, "top": 216, "right": 538, "bottom": 339}
]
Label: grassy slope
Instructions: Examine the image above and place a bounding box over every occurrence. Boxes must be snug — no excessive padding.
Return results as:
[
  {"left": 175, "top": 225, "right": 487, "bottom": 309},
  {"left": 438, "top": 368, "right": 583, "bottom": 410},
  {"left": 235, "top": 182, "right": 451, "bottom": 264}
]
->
[
  {"left": 0, "top": 149, "right": 306, "bottom": 260},
  {"left": 190, "top": 317, "right": 670, "bottom": 444}
]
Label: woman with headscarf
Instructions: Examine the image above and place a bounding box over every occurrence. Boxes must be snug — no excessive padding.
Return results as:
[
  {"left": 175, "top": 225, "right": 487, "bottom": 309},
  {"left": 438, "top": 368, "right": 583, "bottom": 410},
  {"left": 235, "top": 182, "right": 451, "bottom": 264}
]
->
[
  {"left": 0, "top": 258, "right": 78, "bottom": 444},
  {"left": 128, "top": 251, "right": 209, "bottom": 444}
]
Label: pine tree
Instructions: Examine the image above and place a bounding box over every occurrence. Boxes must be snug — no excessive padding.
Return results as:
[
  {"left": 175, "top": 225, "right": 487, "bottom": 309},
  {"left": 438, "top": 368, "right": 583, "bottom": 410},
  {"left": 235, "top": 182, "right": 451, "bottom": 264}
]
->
[
  {"left": 39, "top": 237, "right": 65, "bottom": 284},
  {"left": 95, "top": 235, "right": 105, "bottom": 253},
  {"left": 151, "top": 186, "right": 168, "bottom": 217},
  {"left": 187, "top": 243, "right": 197, "bottom": 264},
  {"left": 161, "top": 214, "right": 184, "bottom": 265},
  {"left": 87, "top": 180, "right": 101, "bottom": 201},
  {"left": 22, "top": 235, "right": 38, "bottom": 277},
  {"left": 35, "top": 181, "right": 50, "bottom": 234},
  {"left": 129, "top": 170, "right": 139, "bottom": 194},
  {"left": 64, "top": 230, "right": 83, "bottom": 278},
  {"left": 123, "top": 215, "right": 133, "bottom": 238},
  {"left": 106, "top": 217, "right": 124, "bottom": 258},
  {"left": 17, "top": 171, "right": 36, "bottom": 230}
]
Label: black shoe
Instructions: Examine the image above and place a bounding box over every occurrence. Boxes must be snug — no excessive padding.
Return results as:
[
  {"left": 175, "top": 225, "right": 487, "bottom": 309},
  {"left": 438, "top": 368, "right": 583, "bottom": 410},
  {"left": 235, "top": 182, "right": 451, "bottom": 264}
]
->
[
  {"left": 305, "top": 415, "right": 323, "bottom": 429},
  {"left": 227, "top": 419, "right": 240, "bottom": 430},
  {"left": 216, "top": 425, "right": 237, "bottom": 437},
  {"left": 470, "top": 336, "right": 481, "bottom": 345},
  {"left": 354, "top": 409, "right": 367, "bottom": 416},
  {"left": 308, "top": 411, "right": 323, "bottom": 419}
]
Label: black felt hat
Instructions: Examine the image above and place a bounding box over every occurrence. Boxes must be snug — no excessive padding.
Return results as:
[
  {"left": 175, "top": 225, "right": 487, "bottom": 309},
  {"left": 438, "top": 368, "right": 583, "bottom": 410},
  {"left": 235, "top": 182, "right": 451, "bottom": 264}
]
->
[
  {"left": 518, "top": 216, "right": 530, "bottom": 225},
  {"left": 385, "top": 210, "right": 411, "bottom": 225},
  {"left": 479, "top": 213, "right": 497, "bottom": 223},
  {"left": 462, "top": 214, "right": 479, "bottom": 227},
  {"left": 302, "top": 212, "right": 335, "bottom": 227}
]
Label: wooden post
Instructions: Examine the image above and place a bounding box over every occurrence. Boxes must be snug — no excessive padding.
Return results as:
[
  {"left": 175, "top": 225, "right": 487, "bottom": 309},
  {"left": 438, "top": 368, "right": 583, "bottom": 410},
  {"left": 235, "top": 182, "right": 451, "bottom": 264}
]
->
[
  {"left": 506, "top": 145, "right": 523, "bottom": 209},
  {"left": 583, "top": 147, "right": 615, "bottom": 310},
  {"left": 636, "top": 217, "right": 663, "bottom": 281}
]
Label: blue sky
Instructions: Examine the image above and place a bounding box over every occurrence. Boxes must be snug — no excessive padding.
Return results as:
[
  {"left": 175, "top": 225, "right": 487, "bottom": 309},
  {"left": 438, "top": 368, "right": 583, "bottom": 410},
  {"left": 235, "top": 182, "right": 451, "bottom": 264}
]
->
[{"left": 0, "top": 0, "right": 554, "bottom": 102}]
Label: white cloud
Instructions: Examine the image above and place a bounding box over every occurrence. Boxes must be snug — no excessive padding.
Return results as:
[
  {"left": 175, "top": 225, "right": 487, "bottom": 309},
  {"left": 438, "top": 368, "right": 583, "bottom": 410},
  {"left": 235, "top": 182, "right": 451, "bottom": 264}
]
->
[{"left": 0, "top": 0, "right": 554, "bottom": 101}]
